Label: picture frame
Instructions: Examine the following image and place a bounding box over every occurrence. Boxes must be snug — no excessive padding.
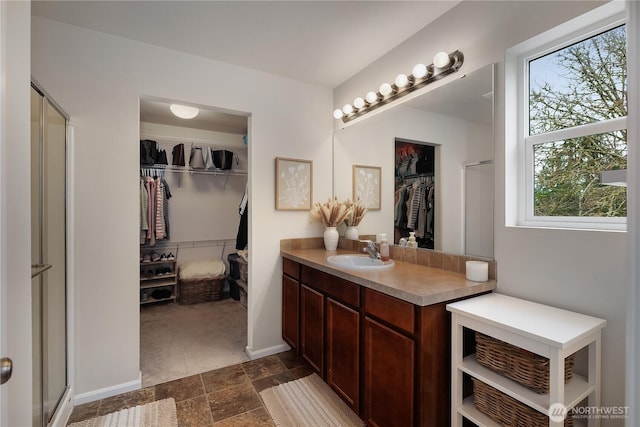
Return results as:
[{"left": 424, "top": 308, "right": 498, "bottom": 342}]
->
[
  {"left": 275, "top": 157, "right": 313, "bottom": 210},
  {"left": 353, "top": 164, "right": 381, "bottom": 210}
]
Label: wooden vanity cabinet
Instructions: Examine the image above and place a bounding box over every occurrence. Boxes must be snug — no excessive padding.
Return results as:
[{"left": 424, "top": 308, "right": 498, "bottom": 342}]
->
[
  {"left": 300, "top": 284, "right": 325, "bottom": 373},
  {"left": 362, "top": 288, "right": 416, "bottom": 426},
  {"left": 282, "top": 258, "right": 301, "bottom": 350},
  {"left": 326, "top": 297, "right": 360, "bottom": 410},
  {"left": 300, "top": 264, "right": 361, "bottom": 411},
  {"left": 363, "top": 316, "right": 415, "bottom": 426},
  {"left": 282, "top": 257, "right": 456, "bottom": 426}
]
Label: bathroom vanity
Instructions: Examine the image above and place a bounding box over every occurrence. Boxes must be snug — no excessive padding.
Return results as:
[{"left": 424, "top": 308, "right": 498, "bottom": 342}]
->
[{"left": 281, "top": 242, "right": 496, "bottom": 427}]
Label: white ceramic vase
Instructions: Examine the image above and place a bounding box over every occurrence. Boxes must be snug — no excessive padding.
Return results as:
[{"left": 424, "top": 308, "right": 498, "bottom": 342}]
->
[
  {"left": 324, "top": 226, "right": 339, "bottom": 250},
  {"left": 345, "top": 225, "right": 359, "bottom": 240}
]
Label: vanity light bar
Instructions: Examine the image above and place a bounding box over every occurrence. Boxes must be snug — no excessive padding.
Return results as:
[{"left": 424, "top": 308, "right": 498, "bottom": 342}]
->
[{"left": 334, "top": 50, "right": 464, "bottom": 123}]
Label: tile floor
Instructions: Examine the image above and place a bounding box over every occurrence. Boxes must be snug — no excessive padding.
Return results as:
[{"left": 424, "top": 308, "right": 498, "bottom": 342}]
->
[{"left": 67, "top": 351, "right": 315, "bottom": 426}]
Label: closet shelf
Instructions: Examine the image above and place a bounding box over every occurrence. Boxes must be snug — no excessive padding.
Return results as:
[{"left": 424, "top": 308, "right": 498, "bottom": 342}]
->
[
  {"left": 141, "top": 164, "right": 247, "bottom": 176},
  {"left": 140, "top": 248, "right": 178, "bottom": 305},
  {"left": 140, "top": 275, "right": 176, "bottom": 284},
  {"left": 140, "top": 295, "right": 176, "bottom": 305},
  {"left": 141, "top": 279, "right": 177, "bottom": 289}
]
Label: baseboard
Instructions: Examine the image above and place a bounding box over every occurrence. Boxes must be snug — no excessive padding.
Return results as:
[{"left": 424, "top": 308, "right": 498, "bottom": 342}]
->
[
  {"left": 50, "top": 386, "right": 74, "bottom": 427},
  {"left": 73, "top": 372, "right": 142, "bottom": 405},
  {"left": 245, "top": 343, "right": 291, "bottom": 360}
]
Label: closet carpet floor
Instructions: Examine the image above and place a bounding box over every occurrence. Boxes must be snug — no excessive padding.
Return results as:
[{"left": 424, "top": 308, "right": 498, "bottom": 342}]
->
[{"left": 140, "top": 298, "right": 249, "bottom": 387}]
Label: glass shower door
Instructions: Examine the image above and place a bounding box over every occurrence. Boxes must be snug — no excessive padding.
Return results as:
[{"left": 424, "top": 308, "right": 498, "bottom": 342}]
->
[{"left": 31, "top": 85, "right": 68, "bottom": 427}]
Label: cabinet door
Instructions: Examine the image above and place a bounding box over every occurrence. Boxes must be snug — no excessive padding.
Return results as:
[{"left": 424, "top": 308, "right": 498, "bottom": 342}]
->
[
  {"left": 282, "top": 275, "right": 300, "bottom": 350},
  {"left": 326, "top": 298, "right": 359, "bottom": 411},
  {"left": 364, "top": 317, "right": 415, "bottom": 427},
  {"left": 300, "top": 284, "right": 324, "bottom": 374}
]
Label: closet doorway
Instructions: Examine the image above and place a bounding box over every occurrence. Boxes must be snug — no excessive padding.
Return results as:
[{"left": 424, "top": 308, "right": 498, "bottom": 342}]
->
[
  {"left": 394, "top": 138, "right": 436, "bottom": 249},
  {"left": 138, "top": 97, "right": 250, "bottom": 386}
]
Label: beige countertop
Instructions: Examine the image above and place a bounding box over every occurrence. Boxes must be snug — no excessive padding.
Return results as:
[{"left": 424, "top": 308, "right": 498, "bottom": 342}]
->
[{"left": 281, "top": 248, "right": 496, "bottom": 306}]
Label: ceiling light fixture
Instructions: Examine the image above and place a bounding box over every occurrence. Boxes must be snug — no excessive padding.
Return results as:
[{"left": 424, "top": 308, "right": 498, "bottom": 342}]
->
[
  {"left": 334, "top": 50, "right": 464, "bottom": 123},
  {"left": 169, "top": 104, "right": 200, "bottom": 119}
]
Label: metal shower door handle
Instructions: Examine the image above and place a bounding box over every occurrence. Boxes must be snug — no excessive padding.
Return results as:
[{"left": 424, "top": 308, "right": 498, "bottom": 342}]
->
[{"left": 0, "top": 357, "right": 13, "bottom": 385}]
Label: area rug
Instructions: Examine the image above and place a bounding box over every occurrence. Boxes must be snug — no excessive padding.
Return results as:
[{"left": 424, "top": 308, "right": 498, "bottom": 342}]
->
[
  {"left": 68, "top": 398, "right": 177, "bottom": 427},
  {"left": 260, "top": 374, "right": 364, "bottom": 427}
]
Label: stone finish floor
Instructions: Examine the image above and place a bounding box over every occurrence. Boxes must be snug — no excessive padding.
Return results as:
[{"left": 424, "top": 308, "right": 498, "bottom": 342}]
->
[{"left": 67, "top": 352, "right": 314, "bottom": 426}]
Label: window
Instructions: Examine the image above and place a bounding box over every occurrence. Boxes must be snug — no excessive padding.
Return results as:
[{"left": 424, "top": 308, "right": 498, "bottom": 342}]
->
[{"left": 507, "top": 3, "right": 627, "bottom": 230}]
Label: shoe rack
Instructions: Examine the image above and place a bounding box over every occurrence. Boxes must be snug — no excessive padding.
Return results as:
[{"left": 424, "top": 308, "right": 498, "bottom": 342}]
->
[{"left": 139, "top": 247, "right": 178, "bottom": 305}]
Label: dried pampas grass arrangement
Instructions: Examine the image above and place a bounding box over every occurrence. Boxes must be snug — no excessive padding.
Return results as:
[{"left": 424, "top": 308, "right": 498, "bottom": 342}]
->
[
  {"left": 310, "top": 198, "right": 352, "bottom": 227},
  {"left": 344, "top": 199, "right": 367, "bottom": 227}
]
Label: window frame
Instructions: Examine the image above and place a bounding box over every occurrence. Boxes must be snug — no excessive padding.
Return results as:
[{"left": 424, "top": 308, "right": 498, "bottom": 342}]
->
[{"left": 506, "top": 2, "right": 627, "bottom": 231}]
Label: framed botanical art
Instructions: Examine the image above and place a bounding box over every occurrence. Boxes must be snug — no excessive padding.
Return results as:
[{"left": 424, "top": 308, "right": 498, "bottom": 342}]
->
[
  {"left": 275, "top": 157, "right": 313, "bottom": 210},
  {"left": 353, "top": 165, "right": 381, "bottom": 210}
]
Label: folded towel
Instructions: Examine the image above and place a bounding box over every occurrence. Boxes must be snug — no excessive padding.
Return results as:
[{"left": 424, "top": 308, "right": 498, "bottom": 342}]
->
[{"left": 179, "top": 260, "right": 226, "bottom": 280}]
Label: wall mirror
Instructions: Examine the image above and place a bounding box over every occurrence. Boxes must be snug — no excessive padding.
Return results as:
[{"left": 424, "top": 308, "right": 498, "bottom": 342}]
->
[{"left": 333, "top": 63, "right": 495, "bottom": 257}]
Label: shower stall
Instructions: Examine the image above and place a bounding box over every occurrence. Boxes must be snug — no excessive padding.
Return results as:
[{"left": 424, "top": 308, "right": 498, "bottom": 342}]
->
[{"left": 31, "top": 83, "right": 68, "bottom": 426}]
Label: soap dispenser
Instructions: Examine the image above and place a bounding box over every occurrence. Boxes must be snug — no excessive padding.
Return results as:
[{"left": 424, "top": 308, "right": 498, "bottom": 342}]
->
[
  {"left": 407, "top": 231, "right": 418, "bottom": 248},
  {"left": 379, "top": 234, "right": 390, "bottom": 262}
]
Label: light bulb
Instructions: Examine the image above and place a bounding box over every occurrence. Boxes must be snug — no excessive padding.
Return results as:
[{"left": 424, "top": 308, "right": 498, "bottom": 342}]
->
[
  {"left": 333, "top": 108, "right": 344, "bottom": 119},
  {"left": 394, "top": 74, "right": 409, "bottom": 88},
  {"left": 433, "top": 51, "right": 451, "bottom": 68},
  {"left": 169, "top": 104, "right": 199, "bottom": 119},
  {"left": 353, "top": 97, "right": 365, "bottom": 109},
  {"left": 412, "top": 63, "right": 427, "bottom": 79},
  {"left": 379, "top": 83, "right": 393, "bottom": 97},
  {"left": 342, "top": 104, "right": 354, "bottom": 115},
  {"left": 365, "top": 91, "right": 378, "bottom": 104}
]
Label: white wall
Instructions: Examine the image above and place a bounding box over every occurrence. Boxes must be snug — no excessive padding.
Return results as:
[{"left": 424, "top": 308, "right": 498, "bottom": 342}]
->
[
  {"left": 31, "top": 17, "right": 333, "bottom": 397},
  {"left": 2, "top": 2, "right": 34, "bottom": 425},
  {"left": 334, "top": 0, "right": 627, "bottom": 422}
]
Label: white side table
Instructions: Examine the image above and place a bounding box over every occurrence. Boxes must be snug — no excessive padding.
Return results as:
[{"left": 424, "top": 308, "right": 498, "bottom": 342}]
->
[{"left": 447, "top": 293, "right": 606, "bottom": 427}]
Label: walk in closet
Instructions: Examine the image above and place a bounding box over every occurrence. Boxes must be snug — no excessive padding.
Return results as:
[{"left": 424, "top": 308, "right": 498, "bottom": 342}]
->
[
  {"left": 394, "top": 139, "right": 435, "bottom": 249},
  {"left": 138, "top": 98, "right": 249, "bottom": 386}
]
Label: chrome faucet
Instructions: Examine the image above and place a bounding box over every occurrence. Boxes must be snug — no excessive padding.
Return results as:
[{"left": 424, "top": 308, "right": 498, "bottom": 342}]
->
[{"left": 361, "top": 240, "right": 381, "bottom": 259}]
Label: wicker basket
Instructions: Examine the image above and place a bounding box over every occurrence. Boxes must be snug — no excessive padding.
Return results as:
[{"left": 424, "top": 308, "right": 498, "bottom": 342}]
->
[
  {"left": 473, "top": 378, "right": 573, "bottom": 427},
  {"left": 475, "top": 332, "right": 575, "bottom": 394},
  {"left": 179, "top": 277, "right": 224, "bottom": 305}
]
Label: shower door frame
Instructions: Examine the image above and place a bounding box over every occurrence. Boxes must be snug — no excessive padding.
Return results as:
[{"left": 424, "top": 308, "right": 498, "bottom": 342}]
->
[{"left": 31, "top": 81, "right": 71, "bottom": 427}]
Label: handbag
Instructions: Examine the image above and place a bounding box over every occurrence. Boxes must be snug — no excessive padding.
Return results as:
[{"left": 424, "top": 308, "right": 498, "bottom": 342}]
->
[
  {"left": 140, "top": 139, "right": 158, "bottom": 165},
  {"left": 172, "top": 143, "right": 185, "bottom": 166},
  {"left": 189, "top": 145, "right": 206, "bottom": 169},
  {"left": 212, "top": 149, "right": 235, "bottom": 170},
  {"left": 157, "top": 149, "right": 168, "bottom": 165},
  {"left": 204, "top": 147, "right": 214, "bottom": 169}
]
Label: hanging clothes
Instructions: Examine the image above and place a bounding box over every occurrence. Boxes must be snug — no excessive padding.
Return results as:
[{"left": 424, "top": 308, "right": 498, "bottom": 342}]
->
[
  {"left": 145, "top": 177, "right": 156, "bottom": 246},
  {"left": 140, "top": 177, "right": 149, "bottom": 244},
  {"left": 155, "top": 179, "right": 165, "bottom": 240},
  {"left": 236, "top": 185, "right": 248, "bottom": 250},
  {"left": 162, "top": 178, "right": 172, "bottom": 239},
  {"left": 140, "top": 172, "right": 172, "bottom": 246},
  {"left": 394, "top": 175, "right": 434, "bottom": 247}
]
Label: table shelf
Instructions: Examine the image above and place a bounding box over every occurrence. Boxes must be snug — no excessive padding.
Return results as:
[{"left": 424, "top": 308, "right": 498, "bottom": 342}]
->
[
  {"left": 448, "top": 293, "right": 606, "bottom": 427},
  {"left": 460, "top": 355, "right": 594, "bottom": 414}
]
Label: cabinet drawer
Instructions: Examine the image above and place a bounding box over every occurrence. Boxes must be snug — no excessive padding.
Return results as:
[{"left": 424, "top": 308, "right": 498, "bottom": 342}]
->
[
  {"left": 300, "top": 265, "right": 359, "bottom": 307},
  {"left": 282, "top": 257, "right": 300, "bottom": 279},
  {"left": 364, "top": 288, "right": 415, "bottom": 335}
]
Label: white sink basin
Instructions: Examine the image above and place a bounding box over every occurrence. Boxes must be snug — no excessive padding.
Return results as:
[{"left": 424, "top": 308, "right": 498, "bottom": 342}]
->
[{"left": 326, "top": 254, "right": 395, "bottom": 271}]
